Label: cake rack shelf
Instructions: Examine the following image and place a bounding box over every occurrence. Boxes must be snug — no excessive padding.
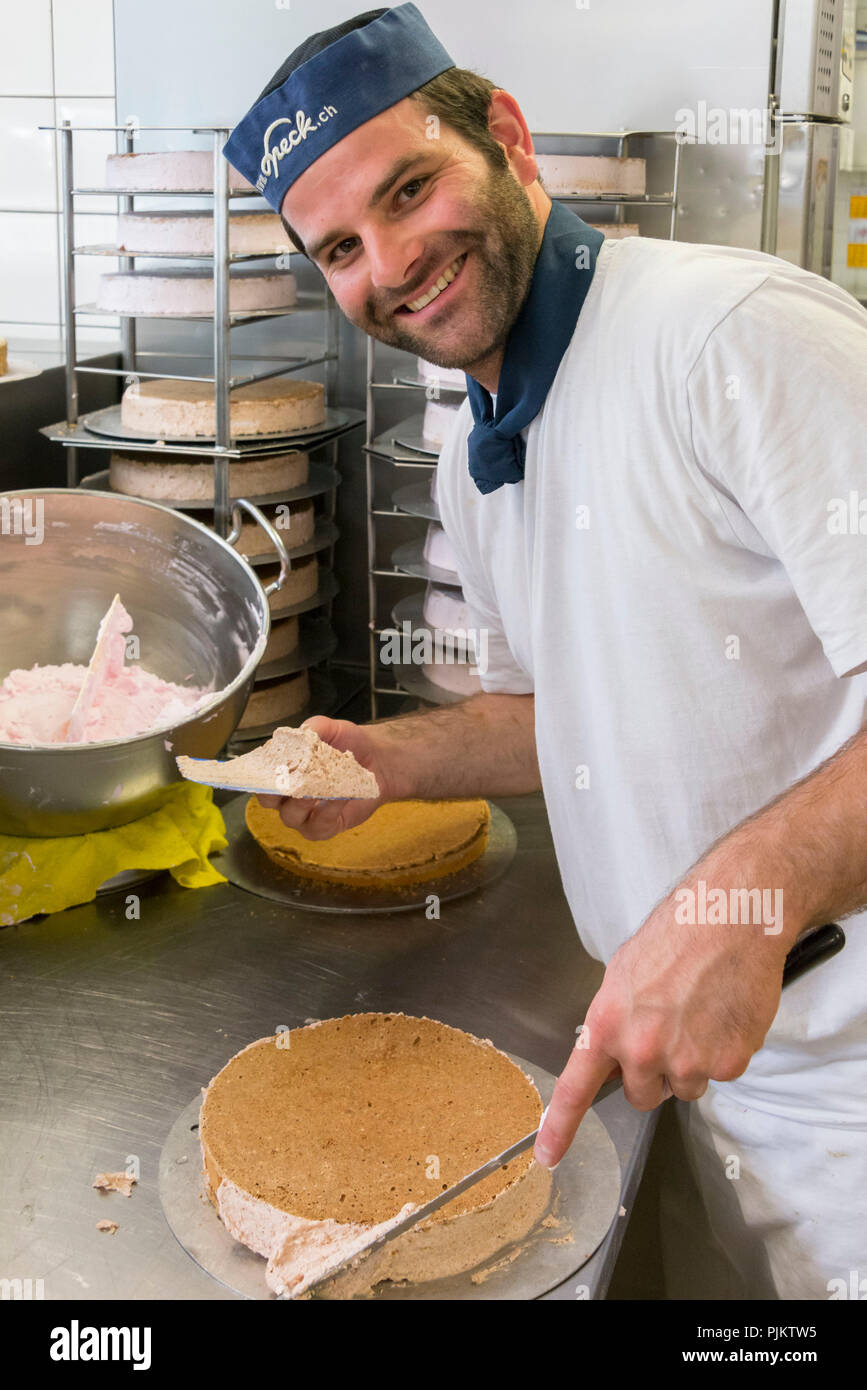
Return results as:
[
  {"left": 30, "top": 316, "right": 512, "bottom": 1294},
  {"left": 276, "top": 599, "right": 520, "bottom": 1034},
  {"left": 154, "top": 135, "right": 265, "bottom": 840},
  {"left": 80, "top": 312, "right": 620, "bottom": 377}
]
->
[
  {"left": 362, "top": 128, "right": 684, "bottom": 717},
  {"left": 70, "top": 185, "right": 261, "bottom": 197},
  {"left": 49, "top": 403, "right": 360, "bottom": 446},
  {"left": 76, "top": 242, "right": 295, "bottom": 264},
  {"left": 393, "top": 372, "right": 467, "bottom": 392},
  {"left": 40, "top": 120, "right": 362, "bottom": 741},
  {"left": 387, "top": 538, "right": 462, "bottom": 587},
  {"left": 73, "top": 288, "right": 327, "bottom": 324},
  {"left": 547, "top": 192, "right": 676, "bottom": 205},
  {"left": 39, "top": 408, "right": 364, "bottom": 457},
  {"left": 387, "top": 481, "right": 439, "bottom": 519}
]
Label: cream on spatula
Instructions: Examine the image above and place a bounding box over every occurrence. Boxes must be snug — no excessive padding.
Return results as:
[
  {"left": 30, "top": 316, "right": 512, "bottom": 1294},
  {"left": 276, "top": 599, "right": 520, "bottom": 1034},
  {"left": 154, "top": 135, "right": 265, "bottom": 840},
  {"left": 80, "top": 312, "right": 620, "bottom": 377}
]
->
[
  {"left": 61, "top": 593, "right": 133, "bottom": 743},
  {"left": 175, "top": 725, "right": 380, "bottom": 799}
]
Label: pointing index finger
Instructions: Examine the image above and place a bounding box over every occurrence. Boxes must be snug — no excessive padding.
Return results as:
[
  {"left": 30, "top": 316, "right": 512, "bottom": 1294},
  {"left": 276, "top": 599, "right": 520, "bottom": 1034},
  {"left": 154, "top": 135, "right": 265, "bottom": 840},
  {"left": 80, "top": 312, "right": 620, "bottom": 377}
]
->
[{"left": 534, "top": 1035, "right": 619, "bottom": 1169}]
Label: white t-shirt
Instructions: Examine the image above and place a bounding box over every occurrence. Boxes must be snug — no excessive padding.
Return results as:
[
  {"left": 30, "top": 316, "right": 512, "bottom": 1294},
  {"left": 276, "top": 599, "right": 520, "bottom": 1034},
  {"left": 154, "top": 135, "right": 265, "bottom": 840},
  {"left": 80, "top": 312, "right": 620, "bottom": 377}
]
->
[{"left": 436, "top": 235, "right": 867, "bottom": 1124}]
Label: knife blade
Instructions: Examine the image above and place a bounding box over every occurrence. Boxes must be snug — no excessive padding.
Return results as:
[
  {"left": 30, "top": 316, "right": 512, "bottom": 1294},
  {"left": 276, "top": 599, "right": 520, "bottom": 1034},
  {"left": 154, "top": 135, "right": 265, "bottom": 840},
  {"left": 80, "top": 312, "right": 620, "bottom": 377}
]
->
[{"left": 296, "top": 921, "right": 845, "bottom": 1298}]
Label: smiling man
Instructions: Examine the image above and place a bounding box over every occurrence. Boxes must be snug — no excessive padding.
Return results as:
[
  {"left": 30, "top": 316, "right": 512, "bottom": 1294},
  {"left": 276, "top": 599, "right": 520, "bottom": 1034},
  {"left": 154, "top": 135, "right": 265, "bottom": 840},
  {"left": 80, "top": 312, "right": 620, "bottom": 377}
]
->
[
  {"left": 281, "top": 92, "right": 542, "bottom": 391},
  {"left": 224, "top": 5, "right": 867, "bottom": 1299}
]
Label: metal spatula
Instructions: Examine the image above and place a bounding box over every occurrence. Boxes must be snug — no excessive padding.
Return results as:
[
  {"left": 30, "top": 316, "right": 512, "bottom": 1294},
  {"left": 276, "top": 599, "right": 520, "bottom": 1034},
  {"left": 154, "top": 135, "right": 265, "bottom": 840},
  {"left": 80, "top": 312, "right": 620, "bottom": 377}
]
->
[{"left": 296, "top": 921, "right": 845, "bottom": 1299}]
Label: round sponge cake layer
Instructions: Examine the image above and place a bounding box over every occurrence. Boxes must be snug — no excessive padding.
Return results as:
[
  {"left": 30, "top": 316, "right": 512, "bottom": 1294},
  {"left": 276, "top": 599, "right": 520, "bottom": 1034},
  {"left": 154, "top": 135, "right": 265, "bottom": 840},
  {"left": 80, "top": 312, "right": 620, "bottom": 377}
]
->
[
  {"left": 200, "top": 1013, "right": 544, "bottom": 1225},
  {"left": 121, "top": 377, "right": 326, "bottom": 438},
  {"left": 245, "top": 796, "right": 489, "bottom": 887}
]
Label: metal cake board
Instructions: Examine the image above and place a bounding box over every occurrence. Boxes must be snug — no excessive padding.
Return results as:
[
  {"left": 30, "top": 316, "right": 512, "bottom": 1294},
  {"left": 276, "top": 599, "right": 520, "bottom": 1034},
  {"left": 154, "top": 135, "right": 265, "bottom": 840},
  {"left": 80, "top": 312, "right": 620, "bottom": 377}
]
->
[{"left": 159, "top": 1051, "right": 622, "bottom": 1301}]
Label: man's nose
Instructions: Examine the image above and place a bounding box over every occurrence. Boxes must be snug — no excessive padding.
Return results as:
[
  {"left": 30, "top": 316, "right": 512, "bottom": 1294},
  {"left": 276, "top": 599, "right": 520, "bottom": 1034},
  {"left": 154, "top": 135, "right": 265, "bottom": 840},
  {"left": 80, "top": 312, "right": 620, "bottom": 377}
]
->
[{"left": 365, "top": 230, "right": 426, "bottom": 296}]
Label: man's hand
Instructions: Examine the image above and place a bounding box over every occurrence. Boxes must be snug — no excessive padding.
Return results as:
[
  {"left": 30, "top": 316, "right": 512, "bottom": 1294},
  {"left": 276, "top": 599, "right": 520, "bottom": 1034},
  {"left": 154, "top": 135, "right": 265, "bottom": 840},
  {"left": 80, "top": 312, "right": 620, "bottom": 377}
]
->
[
  {"left": 257, "top": 715, "right": 396, "bottom": 841},
  {"left": 534, "top": 856, "right": 798, "bottom": 1169},
  {"left": 256, "top": 693, "right": 541, "bottom": 843}
]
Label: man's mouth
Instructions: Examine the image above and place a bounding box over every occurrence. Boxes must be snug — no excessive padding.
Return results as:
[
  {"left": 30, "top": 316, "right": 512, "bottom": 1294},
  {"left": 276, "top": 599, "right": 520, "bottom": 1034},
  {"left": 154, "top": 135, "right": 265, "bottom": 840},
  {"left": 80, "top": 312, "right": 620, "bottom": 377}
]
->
[{"left": 395, "top": 252, "right": 468, "bottom": 315}]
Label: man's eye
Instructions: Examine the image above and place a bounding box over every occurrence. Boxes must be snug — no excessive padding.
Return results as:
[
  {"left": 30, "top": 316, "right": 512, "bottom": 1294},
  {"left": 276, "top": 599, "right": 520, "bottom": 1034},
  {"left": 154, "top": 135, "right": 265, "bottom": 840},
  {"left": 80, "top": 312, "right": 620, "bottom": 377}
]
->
[
  {"left": 398, "top": 177, "right": 425, "bottom": 202},
  {"left": 327, "top": 177, "right": 427, "bottom": 262},
  {"left": 330, "top": 238, "right": 357, "bottom": 262}
]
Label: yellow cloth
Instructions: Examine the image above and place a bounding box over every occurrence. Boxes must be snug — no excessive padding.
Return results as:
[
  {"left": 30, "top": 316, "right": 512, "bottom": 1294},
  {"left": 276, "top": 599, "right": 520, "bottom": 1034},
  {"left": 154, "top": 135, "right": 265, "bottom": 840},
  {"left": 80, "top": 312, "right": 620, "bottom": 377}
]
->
[{"left": 0, "top": 781, "right": 227, "bottom": 927}]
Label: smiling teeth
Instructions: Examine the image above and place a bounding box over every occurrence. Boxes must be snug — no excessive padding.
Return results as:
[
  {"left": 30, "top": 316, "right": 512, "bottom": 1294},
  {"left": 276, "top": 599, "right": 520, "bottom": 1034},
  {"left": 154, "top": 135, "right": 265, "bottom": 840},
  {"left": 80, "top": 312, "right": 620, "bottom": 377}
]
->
[{"left": 405, "top": 254, "right": 466, "bottom": 312}]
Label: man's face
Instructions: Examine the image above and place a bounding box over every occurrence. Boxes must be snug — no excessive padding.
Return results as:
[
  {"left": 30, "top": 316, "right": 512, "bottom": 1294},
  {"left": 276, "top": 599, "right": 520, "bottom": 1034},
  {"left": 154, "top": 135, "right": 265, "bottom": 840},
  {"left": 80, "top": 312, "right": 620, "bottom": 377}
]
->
[{"left": 282, "top": 99, "right": 541, "bottom": 372}]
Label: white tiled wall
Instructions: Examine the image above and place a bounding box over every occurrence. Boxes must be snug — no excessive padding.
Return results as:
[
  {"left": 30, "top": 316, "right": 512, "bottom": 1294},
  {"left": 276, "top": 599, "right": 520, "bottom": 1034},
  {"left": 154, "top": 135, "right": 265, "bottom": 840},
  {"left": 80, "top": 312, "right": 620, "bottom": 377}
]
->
[{"left": 0, "top": 0, "right": 120, "bottom": 350}]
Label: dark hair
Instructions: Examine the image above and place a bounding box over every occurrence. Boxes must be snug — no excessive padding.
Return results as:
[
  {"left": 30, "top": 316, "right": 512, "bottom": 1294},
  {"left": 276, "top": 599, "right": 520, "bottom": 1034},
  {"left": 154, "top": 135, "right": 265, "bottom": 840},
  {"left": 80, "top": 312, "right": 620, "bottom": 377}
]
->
[
  {"left": 280, "top": 66, "right": 536, "bottom": 260},
  {"left": 408, "top": 67, "right": 512, "bottom": 177}
]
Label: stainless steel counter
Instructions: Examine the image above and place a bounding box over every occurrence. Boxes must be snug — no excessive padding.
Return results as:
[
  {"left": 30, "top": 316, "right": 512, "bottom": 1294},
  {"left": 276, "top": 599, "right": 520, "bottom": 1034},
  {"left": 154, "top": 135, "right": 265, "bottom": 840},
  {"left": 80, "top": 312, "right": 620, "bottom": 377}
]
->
[{"left": 0, "top": 791, "right": 655, "bottom": 1300}]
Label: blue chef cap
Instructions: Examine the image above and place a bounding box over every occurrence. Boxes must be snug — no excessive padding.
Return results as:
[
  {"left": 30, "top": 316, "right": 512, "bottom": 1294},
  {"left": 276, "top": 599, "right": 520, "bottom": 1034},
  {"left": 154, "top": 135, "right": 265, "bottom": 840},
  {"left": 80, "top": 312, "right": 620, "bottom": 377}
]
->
[{"left": 222, "top": 4, "right": 456, "bottom": 214}]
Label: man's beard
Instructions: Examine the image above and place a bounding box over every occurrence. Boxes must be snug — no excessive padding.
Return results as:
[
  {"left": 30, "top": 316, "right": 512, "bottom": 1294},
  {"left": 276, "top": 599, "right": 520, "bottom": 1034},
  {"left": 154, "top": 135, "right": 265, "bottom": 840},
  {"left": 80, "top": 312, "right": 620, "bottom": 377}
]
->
[{"left": 356, "top": 161, "right": 542, "bottom": 372}]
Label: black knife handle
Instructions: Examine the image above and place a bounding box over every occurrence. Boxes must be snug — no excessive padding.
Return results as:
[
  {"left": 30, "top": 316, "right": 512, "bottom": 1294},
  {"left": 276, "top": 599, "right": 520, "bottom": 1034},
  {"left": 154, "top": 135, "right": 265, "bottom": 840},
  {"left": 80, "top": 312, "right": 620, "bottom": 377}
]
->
[{"left": 781, "top": 922, "right": 845, "bottom": 986}]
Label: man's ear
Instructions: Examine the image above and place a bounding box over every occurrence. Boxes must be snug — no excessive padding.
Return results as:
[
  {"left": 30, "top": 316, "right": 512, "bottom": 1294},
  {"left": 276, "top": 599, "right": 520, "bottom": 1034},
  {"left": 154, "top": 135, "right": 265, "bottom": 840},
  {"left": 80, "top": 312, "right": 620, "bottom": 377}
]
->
[{"left": 486, "top": 89, "right": 539, "bottom": 187}]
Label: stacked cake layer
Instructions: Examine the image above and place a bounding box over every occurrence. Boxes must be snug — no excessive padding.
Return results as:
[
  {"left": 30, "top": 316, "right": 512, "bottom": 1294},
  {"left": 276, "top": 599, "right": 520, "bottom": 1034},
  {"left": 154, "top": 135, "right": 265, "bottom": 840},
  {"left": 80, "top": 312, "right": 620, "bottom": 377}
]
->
[
  {"left": 536, "top": 153, "right": 646, "bottom": 196},
  {"left": 96, "top": 268, "right": 296, "bottom": 316},
  {"left": 120, "top": 377, "right": 326, "bottom": 438},
  {"left": 199, "top": 1012, "right": 551, "bottom": 1297},
  {"left": 116, "top": 210, "right": 294, "bottom": 255},
  {"left": 108, "top": 449, "right": 309, "bottom": 501},
  {"left": 105, "top": 150, "right": 254, "bottom": 192}
]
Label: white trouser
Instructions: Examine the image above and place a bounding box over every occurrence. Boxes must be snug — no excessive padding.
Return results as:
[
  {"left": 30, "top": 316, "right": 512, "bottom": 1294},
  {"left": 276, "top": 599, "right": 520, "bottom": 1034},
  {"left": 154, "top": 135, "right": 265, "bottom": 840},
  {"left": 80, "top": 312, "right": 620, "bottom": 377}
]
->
[{"left": 658, "top": 1088, "right": 867, "bottom": 1300}]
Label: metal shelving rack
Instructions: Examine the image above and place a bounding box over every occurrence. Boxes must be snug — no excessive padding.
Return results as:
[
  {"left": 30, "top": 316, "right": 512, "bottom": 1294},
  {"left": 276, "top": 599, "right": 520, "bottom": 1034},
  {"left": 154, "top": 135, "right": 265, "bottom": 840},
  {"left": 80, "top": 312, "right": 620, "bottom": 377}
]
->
[
  {"left": 362, "top": 129, "right": 684, "bottom": 718},
  {"left": 39, "top": 120, "right": 366, "bottom": 744}
]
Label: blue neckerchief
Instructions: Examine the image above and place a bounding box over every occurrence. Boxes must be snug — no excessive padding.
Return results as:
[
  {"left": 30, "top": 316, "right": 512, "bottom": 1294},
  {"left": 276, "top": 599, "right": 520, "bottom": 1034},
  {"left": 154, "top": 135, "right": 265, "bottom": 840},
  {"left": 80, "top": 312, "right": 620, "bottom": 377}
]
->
[{"left": 464, "top": 202, "right": 603, "bottom": 496}]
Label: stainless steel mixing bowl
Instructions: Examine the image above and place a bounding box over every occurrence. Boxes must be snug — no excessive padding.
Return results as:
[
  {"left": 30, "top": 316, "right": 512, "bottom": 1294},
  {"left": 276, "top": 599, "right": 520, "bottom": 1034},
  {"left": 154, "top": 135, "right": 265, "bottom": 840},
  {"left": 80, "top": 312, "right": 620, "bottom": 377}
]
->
[{"left": 0, "top": 488, "right": 289, "bottom": 837}]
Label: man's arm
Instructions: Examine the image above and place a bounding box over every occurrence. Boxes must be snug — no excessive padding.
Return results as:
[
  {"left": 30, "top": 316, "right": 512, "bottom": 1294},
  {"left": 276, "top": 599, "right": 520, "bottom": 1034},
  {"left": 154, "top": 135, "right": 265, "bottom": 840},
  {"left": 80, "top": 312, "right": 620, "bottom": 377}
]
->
[
  {"left": 371, "top": 691, "right": 540, "bottom": 799},
  {"left": 729, "top": 721, "right": 867, "bottom": 933},
  {"left": 535, "top": 720, "right": 867, "bottom": 1169},
  {"left": 258, "top": 692, "right": 540, "bottom": 838}
]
